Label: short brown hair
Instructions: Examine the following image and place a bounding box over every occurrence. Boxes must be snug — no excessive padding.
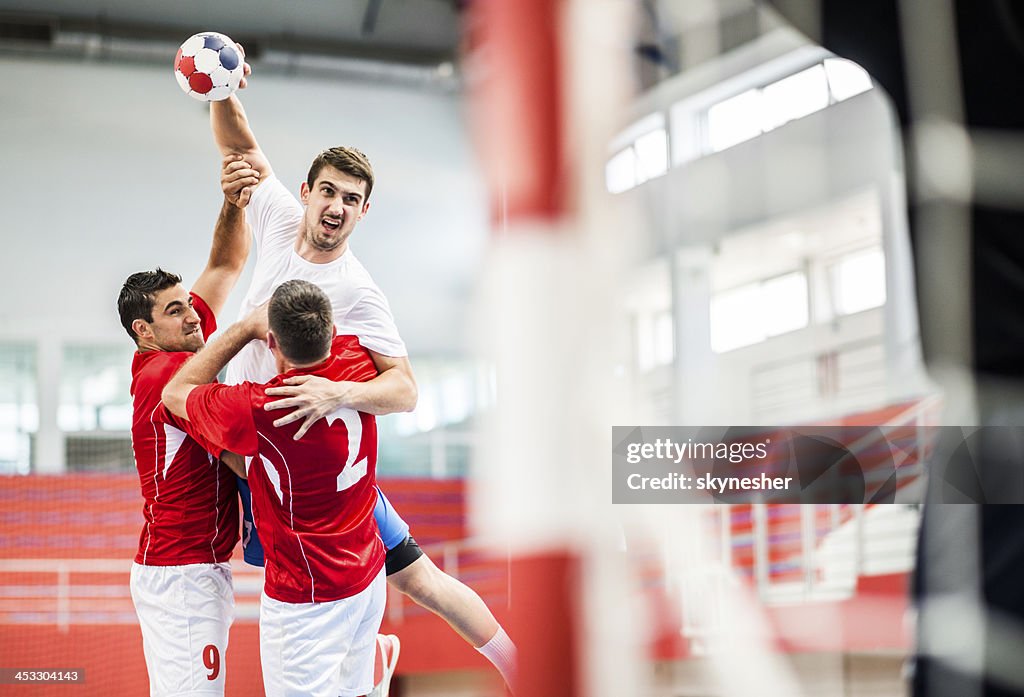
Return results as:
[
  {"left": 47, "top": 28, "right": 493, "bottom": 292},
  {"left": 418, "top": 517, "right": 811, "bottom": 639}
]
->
[
  {"left": 269, "top": 280, "right": 334, "bottom": 365},
  {"left": 306, "top": 147, "right": 374, "bottom": 199},
  {"left": 117, "top": 268, "right": 182, "bottom": 344}
]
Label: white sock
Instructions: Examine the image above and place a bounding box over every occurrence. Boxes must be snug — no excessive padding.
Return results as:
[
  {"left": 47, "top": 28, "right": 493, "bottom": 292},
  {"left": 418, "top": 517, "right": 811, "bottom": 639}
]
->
[{"left": 476, "top": 626, "right": 517, "bottom": 692}]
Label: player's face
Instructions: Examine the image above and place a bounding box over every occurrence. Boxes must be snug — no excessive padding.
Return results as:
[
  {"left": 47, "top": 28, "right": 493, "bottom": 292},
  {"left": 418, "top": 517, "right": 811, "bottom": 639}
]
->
[
  {"left": 144, "top": 285, "right": 204, "bottom": 353},
  {"left": 299, "top": 166, "right": 370, "bottom": 254}
]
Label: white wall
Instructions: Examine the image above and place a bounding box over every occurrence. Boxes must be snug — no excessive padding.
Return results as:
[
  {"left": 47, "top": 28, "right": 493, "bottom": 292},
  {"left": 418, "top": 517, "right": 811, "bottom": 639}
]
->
[{"left": 0, "top": 55, "right": 488, "bottom": 355}]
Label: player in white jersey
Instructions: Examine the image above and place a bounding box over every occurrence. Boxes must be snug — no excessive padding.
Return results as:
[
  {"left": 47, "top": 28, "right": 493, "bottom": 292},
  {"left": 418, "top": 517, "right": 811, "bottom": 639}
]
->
[
  {"left": 210, "top": 55, "right": 516, "bottom": 691},
  {"left": 223, "top": 162, "right": 407, "bottom": 388}
]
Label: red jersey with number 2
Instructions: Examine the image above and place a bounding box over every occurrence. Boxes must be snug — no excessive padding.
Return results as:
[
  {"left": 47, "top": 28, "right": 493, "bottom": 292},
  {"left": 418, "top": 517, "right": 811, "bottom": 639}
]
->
[{"left": 184, "top": 335, "right": 384, "bottom": 603}]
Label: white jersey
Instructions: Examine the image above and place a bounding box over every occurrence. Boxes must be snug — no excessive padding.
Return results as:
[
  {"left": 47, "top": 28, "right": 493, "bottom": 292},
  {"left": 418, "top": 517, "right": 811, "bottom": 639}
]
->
[{"left": 227, "top": 174, "right": 406, "bottom": 386}]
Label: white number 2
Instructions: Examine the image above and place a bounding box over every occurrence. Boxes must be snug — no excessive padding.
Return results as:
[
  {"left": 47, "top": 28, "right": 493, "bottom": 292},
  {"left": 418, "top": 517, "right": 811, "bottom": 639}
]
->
[
  {"left": 332, "top": 409, "right": 370, "bottom": 492},
  {"left": 255, "top": 408, "right": 370, "bottom": 506}
]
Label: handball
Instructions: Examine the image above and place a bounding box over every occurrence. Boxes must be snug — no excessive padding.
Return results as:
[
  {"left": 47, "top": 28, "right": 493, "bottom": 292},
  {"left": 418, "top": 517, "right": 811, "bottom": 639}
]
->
[{"left": 174, "top": 32, "right": 243, "bottom": 102}]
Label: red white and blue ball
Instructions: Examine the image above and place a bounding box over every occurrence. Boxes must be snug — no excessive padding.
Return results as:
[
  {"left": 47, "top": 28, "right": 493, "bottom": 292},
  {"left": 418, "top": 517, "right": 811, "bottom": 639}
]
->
[{"left": 174, "top": 32, "right": 243, "bottom": 102}]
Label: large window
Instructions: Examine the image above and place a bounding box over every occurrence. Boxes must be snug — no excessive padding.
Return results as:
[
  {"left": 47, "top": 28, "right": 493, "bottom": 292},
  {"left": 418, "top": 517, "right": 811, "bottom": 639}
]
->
[
  {"left": 707, "top": 193, "right": 886, "bottom": 353},
  {"left": 607, "top": 57, "right": 874, "bottom": 192},
  {"left": 0, "top": 344, "right": 37, "bottom": 474},
  {"left": 59, "top": 345, "right": 134, "bottom": 433},
  {"left": 829, "top": 246, "right": 887, "bottom": 316},
  {"left": 706, "top": 89, "right": 763, "bottom": 152},
  {"left": 710, "top": 271, "right": 810, "bottom": 353},
  {"left": 634, "top": 128, "right": 670, "bottom": 182},
  {"left": 605, "top": 120, "right": 670, "bottom": 193},
  {"left": 606, "top": 147, "right": 639, "bottom": 194},
  {"left": 377, "top": 359, "right": 494, "bottom": 477},
  {"left": 706, "top": 58, "right": 872, "bottom": 154},
  {"left": 823, "top": 57, "right": 873, "bottom": 101},
  {"left": 59, "top": 345, "right": 134, "bottom": 471},
  {"left": 761, "top": 63, "right": 830, "bottom": 132}
]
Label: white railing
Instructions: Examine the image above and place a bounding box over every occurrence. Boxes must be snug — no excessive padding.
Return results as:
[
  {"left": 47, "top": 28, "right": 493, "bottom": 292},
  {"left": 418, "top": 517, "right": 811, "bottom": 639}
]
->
[
  {"left": 681, "top": 395, "right": 939, "bottom": 630},
  {"left": 0, "top": 539, "right": 508, "bottom": 629},
  {"left": 0, "top": 557, "right": 264, "bottom": 628}
]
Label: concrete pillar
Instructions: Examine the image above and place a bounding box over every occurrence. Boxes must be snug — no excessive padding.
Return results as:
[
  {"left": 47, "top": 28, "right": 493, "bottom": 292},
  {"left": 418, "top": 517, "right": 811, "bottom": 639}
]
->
[
  {"left": 672, "top": 245, "right": 718, "bottom": 424},
  {"left": 34, "top": 337, "right": 65, "bottom": 473}
]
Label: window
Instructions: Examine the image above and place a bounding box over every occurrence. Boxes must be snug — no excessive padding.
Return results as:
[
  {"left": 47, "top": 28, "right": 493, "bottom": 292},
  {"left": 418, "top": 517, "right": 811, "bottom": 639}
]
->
[
  {"left": 711, "top": 282, "right": 765, "bottom": 353},
  {"left": 761, "top": 64, "right": 830, "bottom": 132},
  {"left": 377, "top": 359, "right": 493, "bottom": 476},
  {"left": 605, "top": 125, "right": 669, "bottom": 193},
  {"left": 0, "top": 344, "right": 37, "bottom": 474},
  {"left": 707, "top": 89, "right": 762, "bottom": 152},
  {"left": 637, "top": 309, "right": 675, "bottom": 371},
  {"left": 710, "top": 271, "right": 809, "bottom": 353},
  {"left": 610, "top": 58, "right": 875, "bottom": 188},
  {"left": 703, "top": 58, "right": 874, "bottom": 154},
  {"left": 59, "top": 345, "right": 134, "bottom": 432},
  {"left": 606, "top": 148, "right": 637, "bottom": 194},
  {"left": 762, "top": 272, "right": 811, "bottom": 336},
  {"left": 634, "top": 128, "right": 669, "bottom": 182},
  {"left": 830, "top": 246, "right": 887, "bottom": 315},
  {"left": 439, "top": 373, "right": 474, "bottom": 425},
  {"left": 824, "top": 58, "right": 873, "bottom": 102}
]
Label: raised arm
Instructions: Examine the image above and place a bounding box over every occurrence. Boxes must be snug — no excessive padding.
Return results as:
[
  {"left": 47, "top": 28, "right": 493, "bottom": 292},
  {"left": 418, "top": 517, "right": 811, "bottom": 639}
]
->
[
  {"left": 189, "top": 169, "right": 253, "bottom": 317},
  {"left": 209, "top": 52, "right": 273, "bottom": 179},
  {"left": 163, "top": 306, "right": 269, "bottom": 419},
  {"left": 263, "top": 352, "right": 418, "bottom": 439}
]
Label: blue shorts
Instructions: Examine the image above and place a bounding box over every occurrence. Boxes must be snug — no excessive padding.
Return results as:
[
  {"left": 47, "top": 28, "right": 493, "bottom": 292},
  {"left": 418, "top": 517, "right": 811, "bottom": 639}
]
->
[{"left": 237, "top": 477, "right": 410, "bottom": 567}]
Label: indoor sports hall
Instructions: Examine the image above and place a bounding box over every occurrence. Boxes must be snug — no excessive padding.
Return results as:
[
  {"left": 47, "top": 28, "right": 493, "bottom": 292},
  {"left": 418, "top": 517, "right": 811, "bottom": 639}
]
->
[{"left": 2, "top": 1, "right": 1023, "bottom": 696}]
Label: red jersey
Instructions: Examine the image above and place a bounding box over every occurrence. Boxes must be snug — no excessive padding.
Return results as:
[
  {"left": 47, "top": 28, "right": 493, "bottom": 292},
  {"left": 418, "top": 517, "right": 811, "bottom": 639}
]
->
[
  {"left": 129, "top": 293, "right": 239, "bottom": 565},
  {"left": 185, "top": 335, "right": 384, "bottom": 604}
]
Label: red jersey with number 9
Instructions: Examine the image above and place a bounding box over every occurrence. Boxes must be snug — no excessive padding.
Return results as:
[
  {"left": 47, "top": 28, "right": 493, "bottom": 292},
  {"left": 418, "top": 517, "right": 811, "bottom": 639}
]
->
[
  {"left": 129, "top": 292, "right": 239, "bottom": 566},
  {"left": 184, "top": 335, "right": 384, "bottom": 603}
]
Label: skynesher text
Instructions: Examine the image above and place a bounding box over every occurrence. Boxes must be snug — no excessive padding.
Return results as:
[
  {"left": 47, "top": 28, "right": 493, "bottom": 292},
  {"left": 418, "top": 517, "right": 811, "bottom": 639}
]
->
[{"left": 627, "top": 472, "right": 793, "bottom": 494}]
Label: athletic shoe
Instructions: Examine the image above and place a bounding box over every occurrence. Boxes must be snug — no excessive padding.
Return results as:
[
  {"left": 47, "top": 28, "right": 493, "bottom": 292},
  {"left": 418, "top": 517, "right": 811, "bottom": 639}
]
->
[{"left": 365, "top": 634, "right": 401, "bottom": 697}]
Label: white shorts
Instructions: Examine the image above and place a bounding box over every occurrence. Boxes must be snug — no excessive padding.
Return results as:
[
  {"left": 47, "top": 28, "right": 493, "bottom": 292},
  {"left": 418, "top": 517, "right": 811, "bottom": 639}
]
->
[
  {"left": 260, "top": 570, "right": 387, "bottom": 697},
  {"left": 130, "top": 562, "right": 234, "bottom": 697}
]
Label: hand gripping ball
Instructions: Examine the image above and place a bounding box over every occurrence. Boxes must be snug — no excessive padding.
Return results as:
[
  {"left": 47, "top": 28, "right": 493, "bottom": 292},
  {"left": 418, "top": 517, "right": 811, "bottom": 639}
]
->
[{"left": 174, "top": 32, "right": 243, "bottom": 102}]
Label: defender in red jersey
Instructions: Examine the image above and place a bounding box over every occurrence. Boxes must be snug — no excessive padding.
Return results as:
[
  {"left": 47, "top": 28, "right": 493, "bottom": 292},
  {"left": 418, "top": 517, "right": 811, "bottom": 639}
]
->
[
  {"left": 127, "top": 289, "right": 238, "bottom": 567},
  {"left": 117, "top": 166, "right": 255, "bottom": 697},
  {"left": 164, "top": 280, "right": 387, "bottom": 697},
  {"left": 182, "top": 330, "right": 382, "bottom": 604}
]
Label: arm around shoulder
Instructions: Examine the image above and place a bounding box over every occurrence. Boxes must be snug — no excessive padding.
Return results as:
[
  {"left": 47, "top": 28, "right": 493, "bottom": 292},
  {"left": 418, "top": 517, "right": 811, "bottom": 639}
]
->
[
  {"left": 363, "top": 352, "right": 418, "bottom": 414},
  {"left": 261, "top": 351, "right": 416, "bottom": 438}
]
